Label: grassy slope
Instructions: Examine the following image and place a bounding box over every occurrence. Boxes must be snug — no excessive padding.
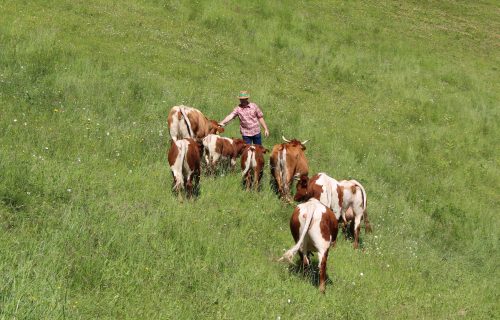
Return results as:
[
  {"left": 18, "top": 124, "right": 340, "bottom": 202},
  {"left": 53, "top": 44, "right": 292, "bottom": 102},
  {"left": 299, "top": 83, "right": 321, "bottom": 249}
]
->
[{"left": 0, "top": 0, "right": 499, "bottom": 318}]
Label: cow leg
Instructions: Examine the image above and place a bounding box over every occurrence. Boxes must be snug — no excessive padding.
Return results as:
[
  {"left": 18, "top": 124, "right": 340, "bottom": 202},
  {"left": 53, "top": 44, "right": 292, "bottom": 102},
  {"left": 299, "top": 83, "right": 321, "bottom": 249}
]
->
[
  {"left": 353, "top": 212, "right": 362, "bottom": 249},
  {"left": 364, "top": 210, "right": 373, "bottom": 233},
  {"left": 318, "top": 248, "right": 329, "bottom": 293},
  {"left": 230, "top": 157, "right": 237, "bottom": 171},
  {"left": 245, "top": 171, "right": 252, "bottom": 191},
  {"left": 299, "top": 251, "right": 310, "bottom": 273},
  {"left": 273, "top": 169, "right": 284, "bottom": 198},
  {"left": 253, "top": 168, "right": 260, "bottom": 192},
  {"left": 283, "top": 171, "right": 295, "bottom": 202},
  {"left": 172, "top": 171, "right": 184, "bottom": 194},
  {"left": 192, "top": 168, "right": 200, "bottom": 197},
  {"left": 186, "top": 176, "right": 193, "bottom": 198},
  {"left": 331, "top": 221, "right": 339, "bottom": 249},
  {"left": 211, "top": 154, "right": 221, "bottom": 174},
  {"left": 204, "top": 153, "right": 210, "bottom": 171}
]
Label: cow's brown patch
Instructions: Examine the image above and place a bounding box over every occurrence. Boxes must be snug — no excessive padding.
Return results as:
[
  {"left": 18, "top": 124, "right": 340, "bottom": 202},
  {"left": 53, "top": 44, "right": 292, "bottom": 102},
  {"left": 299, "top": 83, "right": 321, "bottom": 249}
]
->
[
  {"left": 290, "top": 207, "right": 301, "bottom": 243},
  {"left": 320, "top": 207, "right": 338, "bottom": 242},
  {"left": 319, "top": 248, "right": 329, "bottom": 294},
  {"left": 308, "top": 175, "right": 323, "bottom": 200},
  {"left": 167, "top": 140, "right": 179, "bottom": 166},
  {"left": 336, "top": 184, "right": 344, "bottom": 209},
  {"left": 185, "top": 139, "right": 201, "bottom": 171},
  {"left": 215, "top": 138, "right": 231, "bottom": 156},
  {"left": 232, "top": 138, "right": 247, "bottom": 157},
  {"left": 350, "top": 184, "right": 357, "bottom": 194}
]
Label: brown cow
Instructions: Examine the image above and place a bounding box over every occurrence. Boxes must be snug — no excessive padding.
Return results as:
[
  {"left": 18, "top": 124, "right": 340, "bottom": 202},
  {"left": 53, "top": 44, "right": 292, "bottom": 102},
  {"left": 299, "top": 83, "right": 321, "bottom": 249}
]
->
[
  {"left": 279, "top": 198, "right": 338, "bottom": 293},
  {"left": 167, "top": 105, "right": 224, "bottom": 141},
  {"left": 294, "top": 173, "right": 372, "bottom": 249},
  {"left": 167, "top": 138, "right": 201, "bottom": 199},
  {"left": 241, "top": 145, "right": 268, "bottom": 191},
  {"left": 202, "top": 134, "right": 247, "bottom": 173},
  {"left": 270, "top": 136, "right": 309, "bottom": 201}
]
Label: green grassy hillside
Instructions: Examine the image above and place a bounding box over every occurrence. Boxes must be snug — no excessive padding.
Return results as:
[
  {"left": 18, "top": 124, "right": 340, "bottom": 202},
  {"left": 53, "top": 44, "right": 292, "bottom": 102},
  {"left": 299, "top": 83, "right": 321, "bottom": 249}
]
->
[{"left": 1, "top": 0, "right": 498, "bottom": 318}]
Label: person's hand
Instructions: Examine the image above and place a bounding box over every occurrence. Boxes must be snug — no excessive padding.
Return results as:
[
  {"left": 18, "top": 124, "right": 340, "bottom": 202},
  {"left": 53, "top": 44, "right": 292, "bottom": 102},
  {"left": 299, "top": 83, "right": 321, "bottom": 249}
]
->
[{"left": 264, "top": 128, "right": 269, "bottom": 137}]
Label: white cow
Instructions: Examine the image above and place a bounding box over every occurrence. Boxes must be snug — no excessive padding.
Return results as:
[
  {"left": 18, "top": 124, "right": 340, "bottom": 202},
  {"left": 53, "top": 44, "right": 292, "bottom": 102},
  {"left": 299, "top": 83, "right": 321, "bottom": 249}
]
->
[
  {"left": 279, "top": 198, "right": 338, "bottom": 293},
  {"left": 294, "top": 173, "right": 371, "bottom": 249}
]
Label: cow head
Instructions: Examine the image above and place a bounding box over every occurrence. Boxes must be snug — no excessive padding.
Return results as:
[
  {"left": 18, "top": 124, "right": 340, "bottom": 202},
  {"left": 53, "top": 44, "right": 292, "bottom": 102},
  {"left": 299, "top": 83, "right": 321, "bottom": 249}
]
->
[
  {"left": 232, "top": 138, "right": 248, "bottom": 156},
  {"left": 208, "top": 120, "right": 225, "bottom": 134},
  {"left": 294, "top": 174, "right": 311, "bottom": 202},
  {"left": 281, "top": 136, "right": 308, "bottom": 151},
  {"left": 244, "top": 144, "right": 269, "bottom": 155},
  {"left": 254, "top": 145, "right": 269, "bottom": 154}
]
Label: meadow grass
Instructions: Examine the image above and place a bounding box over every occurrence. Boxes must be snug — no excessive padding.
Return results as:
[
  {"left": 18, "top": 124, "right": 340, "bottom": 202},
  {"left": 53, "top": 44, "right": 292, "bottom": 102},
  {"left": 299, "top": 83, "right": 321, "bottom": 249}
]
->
[{"left": 0, "top": 0, "right": 499, "bottom": 318}]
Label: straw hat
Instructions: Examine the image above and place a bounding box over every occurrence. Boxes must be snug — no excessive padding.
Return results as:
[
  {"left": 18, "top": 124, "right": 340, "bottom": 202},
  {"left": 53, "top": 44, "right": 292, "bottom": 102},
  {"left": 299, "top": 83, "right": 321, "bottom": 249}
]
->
[{"left": 237, "top": 90, "right": 250, "bottom": 99}]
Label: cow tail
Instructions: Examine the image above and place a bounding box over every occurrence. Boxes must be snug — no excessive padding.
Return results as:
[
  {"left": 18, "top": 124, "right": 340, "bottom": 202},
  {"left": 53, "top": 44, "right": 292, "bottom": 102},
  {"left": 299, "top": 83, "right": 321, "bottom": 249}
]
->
[
  {"left": 279, "top": 148, "right": 287, "bottom": 195},
  {"left": 279, "top": 205, "right": 315, "bottom": 263},
  {"left": 179, "top": 107, "right": 194, "bottom": 138},
  {"left": 352, "top": 179, "right": 372, "bottom": 233},
  {"left": 242, "top": 147, "right": 254, "bottom": 177}
]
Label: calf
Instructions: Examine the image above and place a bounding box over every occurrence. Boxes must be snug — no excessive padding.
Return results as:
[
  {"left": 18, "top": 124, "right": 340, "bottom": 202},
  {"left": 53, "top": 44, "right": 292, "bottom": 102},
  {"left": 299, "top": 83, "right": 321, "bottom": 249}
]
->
[
  {"left": 279, "top": 198, "right": 338, "bottom": 293},
  {"left": 294, "top": 173, "right": 372, "bottom": 249},
  {"left": 241, "top": 145, "right": 268, "bottom": 191},
  {"left": 270, "top": 136, "right": 309, "bottom": 201},
  {"left": 202, "top": 134, "right": 247, "bottom": 173},
  {"left": 168, "top": 105, "right": 224, "bottom": 141},
  {"left": 167, "top": 138, "right": 201, "bottom": 199}
]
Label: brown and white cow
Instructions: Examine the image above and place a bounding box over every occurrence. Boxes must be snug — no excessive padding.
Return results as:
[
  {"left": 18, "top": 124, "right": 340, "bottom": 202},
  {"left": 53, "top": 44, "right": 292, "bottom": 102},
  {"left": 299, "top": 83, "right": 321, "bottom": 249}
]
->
[
  {"left": 167, "top": 138, "right": 201, "bottom": 198},
  {"left": 202, "top": 134, "right": 247, "bottom": 173},
  {"left": 241, "top": 145, "right": 268, "bottom": 191},
  {"left": 279, "top": 198, "right": 338, "bottom": 293},
  {"left": 294, "top": 173, "right": 372, "bottom": 249},
  {"left": 270, "top": 136, "right": 309, "bottom": 201},
  {"left": 167, "top": 105, "right": 224, "bottom": 141}
]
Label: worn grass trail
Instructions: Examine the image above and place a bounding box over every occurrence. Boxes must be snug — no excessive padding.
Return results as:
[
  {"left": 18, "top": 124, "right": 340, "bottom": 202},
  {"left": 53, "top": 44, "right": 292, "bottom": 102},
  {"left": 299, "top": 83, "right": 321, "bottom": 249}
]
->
[{"left": 0, "top": 0, "right": 499, "bottom": 318}]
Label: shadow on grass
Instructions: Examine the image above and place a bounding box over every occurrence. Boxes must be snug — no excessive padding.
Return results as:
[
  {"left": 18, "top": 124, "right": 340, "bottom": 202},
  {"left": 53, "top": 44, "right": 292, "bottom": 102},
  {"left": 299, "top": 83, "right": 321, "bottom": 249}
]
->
[
  {"left": 287, "top": 257, "right": 333, "bottom": 289},
  {"left": 337, "top": 221, "right": 368, "bottom": 250}
]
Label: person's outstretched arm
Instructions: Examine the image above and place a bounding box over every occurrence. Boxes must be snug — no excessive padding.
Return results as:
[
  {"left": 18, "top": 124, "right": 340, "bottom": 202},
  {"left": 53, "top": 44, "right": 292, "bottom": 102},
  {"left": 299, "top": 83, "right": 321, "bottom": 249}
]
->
[
  {"left": 259, "top": 117, "right": 269, "bottom": 137},
  {"left": 220, "top": 108, "right": 238, "bottom": 126}
]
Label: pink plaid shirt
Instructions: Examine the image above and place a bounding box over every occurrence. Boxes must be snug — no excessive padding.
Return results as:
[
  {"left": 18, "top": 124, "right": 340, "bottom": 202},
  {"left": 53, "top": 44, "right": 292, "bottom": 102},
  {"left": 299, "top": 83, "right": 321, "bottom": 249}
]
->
[{"left": 220, "top": 102, "right": 264, "bottom": 136}]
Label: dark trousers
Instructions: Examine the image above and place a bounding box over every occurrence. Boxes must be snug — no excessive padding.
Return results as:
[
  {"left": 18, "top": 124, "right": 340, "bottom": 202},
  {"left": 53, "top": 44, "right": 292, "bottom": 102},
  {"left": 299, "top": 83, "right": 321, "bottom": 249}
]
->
[{"left": 242, "top": 133, "right": 262, "bottom": 145}]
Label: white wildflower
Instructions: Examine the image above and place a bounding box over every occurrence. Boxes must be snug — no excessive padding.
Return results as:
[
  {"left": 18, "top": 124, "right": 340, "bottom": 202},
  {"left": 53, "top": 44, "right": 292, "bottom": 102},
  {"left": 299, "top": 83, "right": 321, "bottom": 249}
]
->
[{"left": 67, "top": 189, "right": 72, "bottom": 192}]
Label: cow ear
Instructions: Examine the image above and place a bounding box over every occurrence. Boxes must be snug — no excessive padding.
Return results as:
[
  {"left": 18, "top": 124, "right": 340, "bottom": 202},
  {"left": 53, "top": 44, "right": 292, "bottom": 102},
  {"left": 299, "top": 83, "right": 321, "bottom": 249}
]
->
[
  {"left": 301, "top": 145, "right": 306, "bottom": 151},
  {"left": 218, "top": 127, "right": 225, "bottom": 133}
]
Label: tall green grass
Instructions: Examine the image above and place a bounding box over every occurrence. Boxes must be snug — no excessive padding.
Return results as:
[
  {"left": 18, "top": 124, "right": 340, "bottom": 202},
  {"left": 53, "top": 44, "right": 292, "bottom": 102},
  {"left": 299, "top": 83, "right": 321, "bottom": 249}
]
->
[{"left": 1, "top": 0, "right": 498, "bottom": 318}]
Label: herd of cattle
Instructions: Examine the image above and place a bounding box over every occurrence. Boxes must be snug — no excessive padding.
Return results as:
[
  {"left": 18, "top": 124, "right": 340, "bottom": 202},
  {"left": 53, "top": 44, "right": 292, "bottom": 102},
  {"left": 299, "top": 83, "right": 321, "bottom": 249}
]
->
[{"left": 167, "top": 105, "right": 372, "bottom": 293}]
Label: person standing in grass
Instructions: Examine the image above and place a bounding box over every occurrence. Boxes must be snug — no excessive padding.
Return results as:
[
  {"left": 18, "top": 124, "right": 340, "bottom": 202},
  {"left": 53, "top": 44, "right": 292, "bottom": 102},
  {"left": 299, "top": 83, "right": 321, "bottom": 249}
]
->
[{"left": 219, "top": 90, "right": 270, "bottom": 145}]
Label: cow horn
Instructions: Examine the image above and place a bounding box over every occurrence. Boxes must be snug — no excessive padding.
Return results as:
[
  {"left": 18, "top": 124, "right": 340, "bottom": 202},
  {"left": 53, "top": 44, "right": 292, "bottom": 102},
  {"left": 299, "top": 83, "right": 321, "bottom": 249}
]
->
[
  {"left": 282, "top": 136, "right": 290, "bottom": 143},
  {"left": 301, "top": 139, "right": 309, "bottom": 145}
]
